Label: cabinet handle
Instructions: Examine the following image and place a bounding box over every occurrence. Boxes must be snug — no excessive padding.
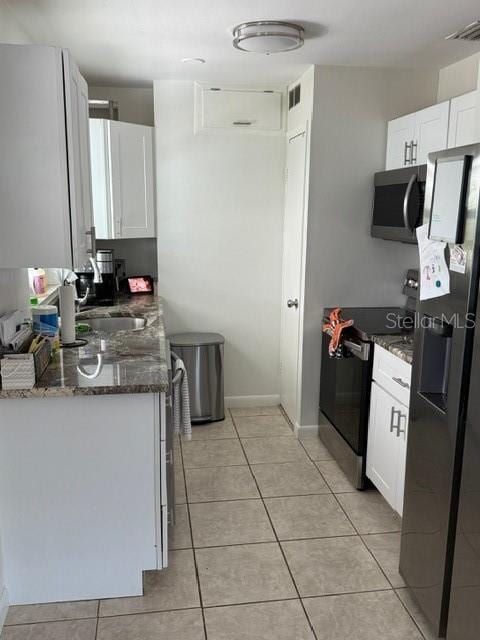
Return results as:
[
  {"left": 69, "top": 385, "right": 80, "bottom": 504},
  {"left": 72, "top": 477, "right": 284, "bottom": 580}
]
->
[
  {"left": 86, "top": 225, "right": 96, "bottom": 256},
  {"left": 115, "top": 219, "right": 122, "bottom": 238},
  {"left": 390, "top": 406, "right": 401, "bottom": 433},
  {"left": 397, "top": 413, "right": 407, "bottom": 437},
  {"left": 165, "top": 449, "right": 173, "bottom": 465},
  {"left": 392, "top": 376, "right": 410, "bottom": 389},
  {"left": 390, "top": 407, "right": 407, "bottom": 437},
  {"left": 404, "top": 141, "right": 412, "bottom": 165},
  {"left": 411, "top": 140, "right": 417, "bottom": 164}
]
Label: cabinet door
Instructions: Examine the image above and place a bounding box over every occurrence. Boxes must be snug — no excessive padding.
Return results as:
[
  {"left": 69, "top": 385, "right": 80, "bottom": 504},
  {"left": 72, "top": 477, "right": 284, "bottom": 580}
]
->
[
  {"left": 63, "top": 51, "right": 94, "bottom": 268},
  {"left": 367, "top": 382, "right": 409, "bottom": 512},
  {"left": 395, "top": 408, "right": 409, "bottom": 516},
  {"left": 0, "top": 44, "right": 72, "bottom": 267},
  {"left": 89, "top": 119, "right": 114, "bottom": 239},
  {"left": 109, "top": 121, "right": 156, "bottom": 239},
  {"left": 414, "top": 101, "right": 450, "bottom": 165},
  {"left": 448, "top": 91, "right": 479, "bottom": 148},
  {"left": 386, "top": 113, "right": 416, "bottom": 169}
]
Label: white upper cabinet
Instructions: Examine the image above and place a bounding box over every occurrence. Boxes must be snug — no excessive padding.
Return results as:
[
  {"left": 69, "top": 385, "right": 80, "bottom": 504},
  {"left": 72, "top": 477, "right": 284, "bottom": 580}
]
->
[
  {"left": 415, "top": 102, "right": 450, "bottom": 165},
  {"left": 386, "top": 113, "right": 417, "bottom": 170},
  {"left": 447, "top": 90, "right": 479, "bottom": 148},
  {"left": 386, "top": 102, "right": 450, "bottom": 169},
  {"left": 63, "top": 51, "right": 94, "bottom": 269},
  {"left": 0, "top": 44, "right": 94, "bottom": 269},
  {"left": 89, "top": 120, "right": 156, "bottom": 239},
  {"left": 195, "top": 83, "right": 284, "bottom": 133}
]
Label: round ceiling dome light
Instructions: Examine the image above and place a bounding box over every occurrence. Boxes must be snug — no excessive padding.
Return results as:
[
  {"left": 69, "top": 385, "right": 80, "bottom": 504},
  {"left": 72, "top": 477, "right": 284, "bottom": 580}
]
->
[{"left": 232, "top": 21, "right": 304, "bottom": 54}]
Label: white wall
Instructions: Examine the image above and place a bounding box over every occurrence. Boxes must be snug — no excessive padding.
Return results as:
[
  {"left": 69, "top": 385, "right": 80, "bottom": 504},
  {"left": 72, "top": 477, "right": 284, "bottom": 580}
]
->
[
  {"left": 0, "top": 0, "right": 32, "bottom": 44},
  {"left": 437, "top": 52, "right": 480, "bottom": 102},
  {"left": 154, "top": 81, "right": 285, "bottom": 401},
  {"left": 89, "top": 86, "right": 154, "bottom": 126},
  {"left": 299, "top": 65, "right": 438, "bottom": 426}
]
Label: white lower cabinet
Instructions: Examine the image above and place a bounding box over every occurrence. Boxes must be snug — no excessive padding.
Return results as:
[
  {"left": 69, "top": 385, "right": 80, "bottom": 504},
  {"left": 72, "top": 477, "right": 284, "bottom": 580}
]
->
[
  {"left": 366, "top": 346, "right": 412, "bottom": 516},
  {"left": 0, "top": 393, "right": 168, "bottom": 604}
]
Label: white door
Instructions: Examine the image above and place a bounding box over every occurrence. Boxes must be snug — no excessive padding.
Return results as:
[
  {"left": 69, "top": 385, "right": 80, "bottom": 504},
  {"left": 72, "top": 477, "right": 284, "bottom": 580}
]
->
[
  {"left": 366, "top": 381, "right": 409, "bottom": 513},
  {"left": 448, "top": 91, "right": 479, "bottom": 148},
  {"left": 415, "top": 101, "right": 450, "bottom": 165},
  {"left": 109, "top": 121, "right": 156, "bottom": 239},
  {"left": 280, "top": 130, "right": 307, "bottom": 424},
  {"left": 385, "top": 113, "right": 416, "bottom": 169}
]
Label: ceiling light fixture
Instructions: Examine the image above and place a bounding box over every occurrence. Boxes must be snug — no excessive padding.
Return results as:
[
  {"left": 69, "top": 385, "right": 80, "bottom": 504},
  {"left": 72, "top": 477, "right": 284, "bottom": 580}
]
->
[
  {"left": 232, "top": 21, "right": 304, "bottom": 54},
  {"left": 181, "top": 57, "right": 206, "bottom": 64}
]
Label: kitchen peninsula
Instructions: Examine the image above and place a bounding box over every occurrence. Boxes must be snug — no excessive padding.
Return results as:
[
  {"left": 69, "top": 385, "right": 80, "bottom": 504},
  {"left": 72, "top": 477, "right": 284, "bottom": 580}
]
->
[{"left": 0, "top": 296, "right": 172, "bottom": 605}]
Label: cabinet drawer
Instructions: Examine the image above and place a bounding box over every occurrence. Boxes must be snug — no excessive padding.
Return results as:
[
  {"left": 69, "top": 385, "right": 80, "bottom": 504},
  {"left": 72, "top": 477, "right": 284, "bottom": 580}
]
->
[{"left": 372, "top": 345, "right": 412, "bottom": 406}]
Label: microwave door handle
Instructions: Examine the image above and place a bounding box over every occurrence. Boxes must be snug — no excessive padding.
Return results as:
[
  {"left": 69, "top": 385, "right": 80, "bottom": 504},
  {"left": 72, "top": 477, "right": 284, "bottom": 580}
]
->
[{"left": 403, "top": 174, "right": 417, "bottom": 233}]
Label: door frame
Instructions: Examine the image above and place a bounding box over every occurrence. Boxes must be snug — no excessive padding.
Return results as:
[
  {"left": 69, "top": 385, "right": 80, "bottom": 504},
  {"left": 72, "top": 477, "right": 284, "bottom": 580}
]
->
[{"left": 279, "top": 123, "right": 310, "bottom": 428}]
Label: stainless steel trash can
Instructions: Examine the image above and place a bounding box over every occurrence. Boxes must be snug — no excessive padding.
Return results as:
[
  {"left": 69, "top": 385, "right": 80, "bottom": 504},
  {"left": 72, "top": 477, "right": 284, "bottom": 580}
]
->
[{"left": 169, "top": 332, "right": 225, "bottom": 423}]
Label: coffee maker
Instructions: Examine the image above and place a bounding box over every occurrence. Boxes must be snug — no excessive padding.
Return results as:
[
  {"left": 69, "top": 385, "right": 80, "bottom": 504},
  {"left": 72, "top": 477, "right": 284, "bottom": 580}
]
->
[{"left": 75, "top": 250, "right": 116, "bottom": 306}]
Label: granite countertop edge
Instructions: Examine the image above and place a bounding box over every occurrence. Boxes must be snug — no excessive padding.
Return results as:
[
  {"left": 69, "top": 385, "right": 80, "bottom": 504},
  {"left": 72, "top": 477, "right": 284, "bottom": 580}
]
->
[
  {"left": 370, "top": 334, "right": 414, "bottom": 365},
  {"left": 0, "top": 295, "right": 169, "bottom": 399}
]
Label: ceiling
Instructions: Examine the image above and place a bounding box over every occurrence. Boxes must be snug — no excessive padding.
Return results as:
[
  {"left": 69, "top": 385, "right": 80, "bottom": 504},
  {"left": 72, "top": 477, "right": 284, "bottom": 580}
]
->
[{"left": 6, "top": 0, "right": 480, "bottom": 86}]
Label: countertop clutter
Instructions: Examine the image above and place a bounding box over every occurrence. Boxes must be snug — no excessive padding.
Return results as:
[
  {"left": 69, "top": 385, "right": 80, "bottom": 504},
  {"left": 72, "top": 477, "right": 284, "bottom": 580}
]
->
[
  {"left": 0, "top": 296, "right": 169, "bottom": 399},
  {"left": 371, "top": 334, "right": 414, "bottom": 364}
]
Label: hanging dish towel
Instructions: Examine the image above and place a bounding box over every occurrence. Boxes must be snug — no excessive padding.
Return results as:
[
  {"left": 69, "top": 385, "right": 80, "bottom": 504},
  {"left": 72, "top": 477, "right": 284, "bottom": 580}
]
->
[
  {"left": 173, "top": 357, "right": 192, "bottom": 440},
  {"left": 322, "top": 307, "right": 354, "bottom": 357}
]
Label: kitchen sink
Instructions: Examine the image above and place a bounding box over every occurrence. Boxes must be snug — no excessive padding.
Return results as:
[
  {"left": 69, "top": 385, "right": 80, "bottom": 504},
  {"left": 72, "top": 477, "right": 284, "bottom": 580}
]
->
[{"left": 81, "top": 317, "right": 147, "bottom": 332}]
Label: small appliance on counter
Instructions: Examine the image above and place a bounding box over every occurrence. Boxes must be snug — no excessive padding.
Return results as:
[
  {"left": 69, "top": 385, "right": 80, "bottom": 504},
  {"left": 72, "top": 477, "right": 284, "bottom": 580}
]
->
[
  {"left": 75, "top": 249, "right": 116, "bottom": 306},
  {"left": 119, "top": 275, "right": 155, "bottom": 295}
]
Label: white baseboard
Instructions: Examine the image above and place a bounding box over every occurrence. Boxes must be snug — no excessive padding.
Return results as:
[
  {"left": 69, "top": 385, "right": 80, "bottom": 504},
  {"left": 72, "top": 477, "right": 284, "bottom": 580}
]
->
[
  {"left": 225, "top": 395, "right": 280, "bottom": 408},
  {"left": 295, "top": 424, "right": 319, "bottom": 438},
  {"left": 0, "top": 586, "right": 9, "bottom": 632}
]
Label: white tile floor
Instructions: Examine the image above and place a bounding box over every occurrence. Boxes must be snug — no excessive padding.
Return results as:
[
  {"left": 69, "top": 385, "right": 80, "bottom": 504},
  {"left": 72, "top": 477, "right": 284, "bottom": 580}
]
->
[{"left": 1, "top": 406, "right": 435, "bottom": 639}]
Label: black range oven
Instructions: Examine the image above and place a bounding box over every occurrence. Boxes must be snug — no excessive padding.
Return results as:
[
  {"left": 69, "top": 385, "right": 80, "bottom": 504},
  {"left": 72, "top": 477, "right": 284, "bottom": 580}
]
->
[{"left": 319, "top": 307, "right": 411, "bottom": 489}]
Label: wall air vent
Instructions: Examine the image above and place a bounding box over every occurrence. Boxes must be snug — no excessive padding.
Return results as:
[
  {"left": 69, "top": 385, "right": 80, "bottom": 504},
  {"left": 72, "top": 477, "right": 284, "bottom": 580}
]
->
[
  {"left": 446, "top": 20, "right": 480, "bottom": 41},
  {"left": 288, "top": 84, "right": 301, "bottom": 110}
]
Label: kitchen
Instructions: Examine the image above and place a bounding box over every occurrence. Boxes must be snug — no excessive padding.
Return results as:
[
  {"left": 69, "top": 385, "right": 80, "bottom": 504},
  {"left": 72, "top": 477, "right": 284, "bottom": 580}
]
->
[{"left": 1, "top": 1, "right": 480, "bottom": 639}]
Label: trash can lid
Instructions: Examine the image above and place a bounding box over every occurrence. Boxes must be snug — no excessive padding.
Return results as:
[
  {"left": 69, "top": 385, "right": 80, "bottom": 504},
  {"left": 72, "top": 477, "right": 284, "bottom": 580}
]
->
[{"left": 168, "top": 332, "right": 225, "bottom": 347}]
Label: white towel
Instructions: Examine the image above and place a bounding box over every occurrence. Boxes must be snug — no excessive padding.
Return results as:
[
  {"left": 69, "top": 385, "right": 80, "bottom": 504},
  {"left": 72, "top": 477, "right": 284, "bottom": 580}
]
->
[{"left": 173, "top": 358, "right": 192, "bottom": 441}]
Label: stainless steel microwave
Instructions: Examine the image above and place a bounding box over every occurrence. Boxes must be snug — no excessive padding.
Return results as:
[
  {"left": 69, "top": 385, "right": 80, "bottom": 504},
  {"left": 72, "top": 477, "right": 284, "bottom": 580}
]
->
[{"left": 371, "top": 165, "right": 427, "bottom": 243}]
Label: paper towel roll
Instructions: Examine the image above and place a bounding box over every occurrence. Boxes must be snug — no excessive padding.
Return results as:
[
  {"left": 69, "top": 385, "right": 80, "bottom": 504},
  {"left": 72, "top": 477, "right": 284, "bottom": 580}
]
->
[{"left": 59, "top": 284, "right": 76, "bottom": 345}]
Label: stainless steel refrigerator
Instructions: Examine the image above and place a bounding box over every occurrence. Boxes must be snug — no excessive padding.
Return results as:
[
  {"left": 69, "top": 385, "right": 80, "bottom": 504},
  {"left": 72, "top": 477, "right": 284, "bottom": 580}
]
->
[{"left": 399, "top": 143, "right": 480, "bottom": 638}]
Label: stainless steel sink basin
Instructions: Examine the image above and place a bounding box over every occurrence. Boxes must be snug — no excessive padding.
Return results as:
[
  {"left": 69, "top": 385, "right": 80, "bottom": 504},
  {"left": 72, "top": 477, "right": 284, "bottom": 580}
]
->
[{"left": 81, "top": 317, "right": 146, "bottom": 332}]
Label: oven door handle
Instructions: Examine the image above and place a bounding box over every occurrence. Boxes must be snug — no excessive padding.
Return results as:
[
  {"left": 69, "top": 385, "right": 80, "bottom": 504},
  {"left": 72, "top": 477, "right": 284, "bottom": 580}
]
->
[{"left": 343, "top": 339, "right": 370, "bottom": 361}]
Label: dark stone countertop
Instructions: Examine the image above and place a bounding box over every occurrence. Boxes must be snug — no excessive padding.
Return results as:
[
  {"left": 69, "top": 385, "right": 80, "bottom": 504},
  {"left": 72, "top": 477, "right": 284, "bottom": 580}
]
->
[
  {"left": 370, "top": 334, "right": 414, "bottom": 365},
  {"left": 0, "top": 296, "right": 169, "bottom": 399}
]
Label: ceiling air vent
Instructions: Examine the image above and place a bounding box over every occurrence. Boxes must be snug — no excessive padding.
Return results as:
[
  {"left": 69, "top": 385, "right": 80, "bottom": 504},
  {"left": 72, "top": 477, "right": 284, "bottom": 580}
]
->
[{"left": 446, "top": 20, "right": 480, "bottom": 41}]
